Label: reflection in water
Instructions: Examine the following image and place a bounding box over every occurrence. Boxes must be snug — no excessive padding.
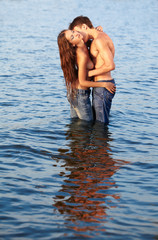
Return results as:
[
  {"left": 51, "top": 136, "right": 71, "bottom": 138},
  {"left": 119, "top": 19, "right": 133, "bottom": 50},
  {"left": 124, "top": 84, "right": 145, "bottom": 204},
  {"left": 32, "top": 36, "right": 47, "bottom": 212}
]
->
[{"left": 53, "top": 120, "right": 127, "bottom": 237}]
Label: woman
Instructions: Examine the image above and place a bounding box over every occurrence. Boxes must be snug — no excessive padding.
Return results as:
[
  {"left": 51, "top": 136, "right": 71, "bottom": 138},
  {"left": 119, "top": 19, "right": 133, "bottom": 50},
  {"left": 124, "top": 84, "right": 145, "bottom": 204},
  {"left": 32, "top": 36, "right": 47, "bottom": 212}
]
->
[{"left": 57, "top": 29, "right": 115, "bottom": 121}]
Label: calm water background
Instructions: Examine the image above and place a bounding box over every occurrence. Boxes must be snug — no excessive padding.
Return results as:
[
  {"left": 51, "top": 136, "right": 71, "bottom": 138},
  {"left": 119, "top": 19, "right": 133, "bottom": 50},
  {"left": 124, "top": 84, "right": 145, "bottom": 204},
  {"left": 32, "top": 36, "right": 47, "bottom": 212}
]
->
[{"left": 0, "top": 0, "right": 158, "bottom": 239}]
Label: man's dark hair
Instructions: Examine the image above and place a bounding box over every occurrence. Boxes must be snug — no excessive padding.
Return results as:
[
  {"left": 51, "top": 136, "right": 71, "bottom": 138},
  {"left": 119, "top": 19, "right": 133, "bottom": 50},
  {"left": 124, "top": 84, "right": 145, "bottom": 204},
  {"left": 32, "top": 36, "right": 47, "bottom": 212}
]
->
[{"left": 69, "top": 16, "right": 94, "bottom": 30}]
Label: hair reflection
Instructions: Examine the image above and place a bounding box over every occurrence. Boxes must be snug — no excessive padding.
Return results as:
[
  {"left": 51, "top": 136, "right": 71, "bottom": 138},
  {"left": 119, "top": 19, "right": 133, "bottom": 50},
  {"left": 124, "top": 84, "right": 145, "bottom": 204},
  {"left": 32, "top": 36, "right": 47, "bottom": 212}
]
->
[{"left": 53, "top": 119, "right": 126, "bottom": 237}]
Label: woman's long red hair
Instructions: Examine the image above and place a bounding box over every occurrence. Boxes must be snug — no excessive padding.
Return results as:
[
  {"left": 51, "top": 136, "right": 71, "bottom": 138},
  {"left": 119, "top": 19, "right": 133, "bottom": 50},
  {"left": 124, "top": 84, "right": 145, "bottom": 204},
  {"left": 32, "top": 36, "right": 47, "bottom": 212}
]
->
[{"left": 57, "top": 30, "right": 78, "bottom": 94}]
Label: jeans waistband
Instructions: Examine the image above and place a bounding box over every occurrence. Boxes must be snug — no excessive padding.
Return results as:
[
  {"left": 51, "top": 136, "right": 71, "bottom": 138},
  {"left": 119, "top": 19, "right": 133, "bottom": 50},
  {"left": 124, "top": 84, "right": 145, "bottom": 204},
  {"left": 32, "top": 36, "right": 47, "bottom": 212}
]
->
[{"left": 96, "top": 79, "right": 115, "bottom": 83}]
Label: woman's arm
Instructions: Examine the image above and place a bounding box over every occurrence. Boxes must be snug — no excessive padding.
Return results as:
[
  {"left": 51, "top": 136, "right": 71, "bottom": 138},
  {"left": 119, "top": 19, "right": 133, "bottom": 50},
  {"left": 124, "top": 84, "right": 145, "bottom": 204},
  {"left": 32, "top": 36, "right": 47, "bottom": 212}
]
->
[{"left": 95, "top": 26, "right": 103, "bottom": 32}]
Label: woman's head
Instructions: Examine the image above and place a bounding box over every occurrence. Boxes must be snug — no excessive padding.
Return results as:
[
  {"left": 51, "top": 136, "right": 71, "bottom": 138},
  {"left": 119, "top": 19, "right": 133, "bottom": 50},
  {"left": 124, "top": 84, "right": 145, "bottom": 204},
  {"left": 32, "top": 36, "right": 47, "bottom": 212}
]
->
[
  {"left": 58, "top": 30, "right": 83, "bottom": 49},
  {"left": 65, "top": 30, "right": 84, "bottom": 46},
  {"left": 57, "top": 30, "right": 78, "bottom": 91}
]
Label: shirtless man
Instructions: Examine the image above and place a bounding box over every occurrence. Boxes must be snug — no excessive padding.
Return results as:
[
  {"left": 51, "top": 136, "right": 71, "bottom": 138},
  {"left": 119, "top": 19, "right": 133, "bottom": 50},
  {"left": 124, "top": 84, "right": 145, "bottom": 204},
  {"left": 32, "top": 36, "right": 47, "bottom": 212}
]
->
[{"left": 69, "top": 16, "right": 116, "bottom": 124}]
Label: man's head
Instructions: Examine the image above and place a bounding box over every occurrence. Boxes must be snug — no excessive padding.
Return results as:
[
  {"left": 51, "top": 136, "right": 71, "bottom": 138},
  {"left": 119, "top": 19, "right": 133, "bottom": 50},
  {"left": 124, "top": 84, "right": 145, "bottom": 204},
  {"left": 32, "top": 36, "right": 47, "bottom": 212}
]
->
[{"left": 69, "top": 16, "right": 94, "bottom": 43}]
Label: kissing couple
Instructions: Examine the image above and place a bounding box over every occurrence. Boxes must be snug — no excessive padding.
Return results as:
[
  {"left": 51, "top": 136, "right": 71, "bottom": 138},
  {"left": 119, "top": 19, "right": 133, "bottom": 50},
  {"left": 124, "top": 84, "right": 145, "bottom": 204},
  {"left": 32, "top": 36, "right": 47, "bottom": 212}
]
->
[{"left": 57, "top": 16, "right": 116, "bottom": 124}]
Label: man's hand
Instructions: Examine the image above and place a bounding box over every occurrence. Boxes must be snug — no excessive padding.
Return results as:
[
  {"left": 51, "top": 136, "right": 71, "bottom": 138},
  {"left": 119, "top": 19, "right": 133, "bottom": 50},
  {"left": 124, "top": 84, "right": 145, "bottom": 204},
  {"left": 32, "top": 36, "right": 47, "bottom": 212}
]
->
[{"left": 103, "top": 82, "right": 116, "bottom": 94}]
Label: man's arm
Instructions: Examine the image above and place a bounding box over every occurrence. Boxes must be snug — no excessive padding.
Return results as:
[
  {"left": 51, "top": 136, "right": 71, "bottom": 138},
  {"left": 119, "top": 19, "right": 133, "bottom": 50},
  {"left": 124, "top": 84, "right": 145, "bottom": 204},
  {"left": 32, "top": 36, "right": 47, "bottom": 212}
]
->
[
  {"left": 77, "top": 52, "right": 116, "bottom": 93},
  {"left": 88, "top": 38, "right": 115, "bottom": 77}
]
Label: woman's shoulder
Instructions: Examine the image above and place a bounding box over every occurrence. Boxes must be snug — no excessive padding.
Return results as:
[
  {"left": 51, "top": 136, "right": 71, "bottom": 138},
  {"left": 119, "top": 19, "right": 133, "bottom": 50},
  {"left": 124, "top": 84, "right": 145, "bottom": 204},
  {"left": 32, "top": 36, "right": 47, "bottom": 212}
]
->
[
  {"left": 77, "top": 46, "right": 88, "bottom": 56},
  {"left": 77, "top": 48, "right": 88, "bottom": 62}
]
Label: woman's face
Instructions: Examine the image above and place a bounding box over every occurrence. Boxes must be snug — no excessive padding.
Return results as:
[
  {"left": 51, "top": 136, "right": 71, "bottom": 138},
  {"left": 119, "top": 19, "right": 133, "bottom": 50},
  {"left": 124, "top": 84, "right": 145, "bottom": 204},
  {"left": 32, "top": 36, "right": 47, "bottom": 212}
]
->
[{"left": 65, "top": 30, "right": 83, "bottom": 46}]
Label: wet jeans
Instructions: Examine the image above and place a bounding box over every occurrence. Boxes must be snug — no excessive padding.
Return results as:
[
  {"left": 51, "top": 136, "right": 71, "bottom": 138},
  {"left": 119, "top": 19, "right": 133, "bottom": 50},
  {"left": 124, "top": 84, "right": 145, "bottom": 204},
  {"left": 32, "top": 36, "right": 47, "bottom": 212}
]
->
[
  {"left": 67, "top": 89, "right": 93, "bottom": 122},
  {"left": 92, "top": 79, "right": 115, "bottom": 124}
]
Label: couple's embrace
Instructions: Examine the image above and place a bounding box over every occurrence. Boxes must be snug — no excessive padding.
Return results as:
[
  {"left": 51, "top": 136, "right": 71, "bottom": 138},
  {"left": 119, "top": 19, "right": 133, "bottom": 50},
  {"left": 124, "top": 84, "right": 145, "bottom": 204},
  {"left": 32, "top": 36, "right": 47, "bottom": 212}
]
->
[{"left": 57, "top": 16, "right": 116, "bottom": 124}]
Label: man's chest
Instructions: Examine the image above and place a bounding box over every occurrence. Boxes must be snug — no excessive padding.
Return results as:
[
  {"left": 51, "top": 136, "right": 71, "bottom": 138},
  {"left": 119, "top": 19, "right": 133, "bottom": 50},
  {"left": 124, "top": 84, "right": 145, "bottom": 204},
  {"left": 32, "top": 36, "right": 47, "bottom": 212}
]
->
[{"left": 90, "top": 42, "right": 98, "bottom": 59}]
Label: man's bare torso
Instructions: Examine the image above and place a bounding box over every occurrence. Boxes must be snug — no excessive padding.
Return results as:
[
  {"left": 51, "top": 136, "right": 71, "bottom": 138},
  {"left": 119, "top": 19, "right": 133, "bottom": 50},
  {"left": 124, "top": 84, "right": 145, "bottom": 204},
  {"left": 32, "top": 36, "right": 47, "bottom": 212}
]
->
[{"left": 90, "top": 32, "right": 115, "bottom": 81}]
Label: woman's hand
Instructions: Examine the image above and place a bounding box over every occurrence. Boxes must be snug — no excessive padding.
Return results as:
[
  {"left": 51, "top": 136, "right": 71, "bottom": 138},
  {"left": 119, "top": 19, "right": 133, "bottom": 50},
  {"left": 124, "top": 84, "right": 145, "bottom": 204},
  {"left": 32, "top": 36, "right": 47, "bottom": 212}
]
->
[
  {"left": 95, "top": 26, "right": 103, "bottom": 32},
  {"left": 103, "top": 82, "right": 116, "bottom": 94}
]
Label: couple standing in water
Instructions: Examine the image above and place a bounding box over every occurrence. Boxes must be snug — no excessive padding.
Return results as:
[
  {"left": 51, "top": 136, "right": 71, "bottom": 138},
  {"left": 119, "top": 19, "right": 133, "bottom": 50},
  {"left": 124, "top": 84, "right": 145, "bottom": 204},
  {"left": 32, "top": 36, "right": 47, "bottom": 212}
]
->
[{"left": 57, "top": 16, "right": 116, "bottom": 124}]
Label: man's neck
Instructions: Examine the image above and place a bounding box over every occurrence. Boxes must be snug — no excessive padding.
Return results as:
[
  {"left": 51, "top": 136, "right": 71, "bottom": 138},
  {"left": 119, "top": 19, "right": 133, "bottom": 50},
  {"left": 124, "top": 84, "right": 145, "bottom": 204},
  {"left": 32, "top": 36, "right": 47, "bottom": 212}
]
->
[{"left": 88, "top": 28, "right": 99, "bottom": 40}]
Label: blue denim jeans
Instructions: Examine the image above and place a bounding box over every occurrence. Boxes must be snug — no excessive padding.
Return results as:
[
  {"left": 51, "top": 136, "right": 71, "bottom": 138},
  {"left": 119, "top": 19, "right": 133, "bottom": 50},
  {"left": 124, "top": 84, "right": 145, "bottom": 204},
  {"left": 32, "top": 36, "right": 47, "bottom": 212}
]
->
[
  {"left": 92, "top": 79, "right": 115, "bottom": 124},
  {"left": 67, "top": 89, "right": 93, "bottom": 122}
]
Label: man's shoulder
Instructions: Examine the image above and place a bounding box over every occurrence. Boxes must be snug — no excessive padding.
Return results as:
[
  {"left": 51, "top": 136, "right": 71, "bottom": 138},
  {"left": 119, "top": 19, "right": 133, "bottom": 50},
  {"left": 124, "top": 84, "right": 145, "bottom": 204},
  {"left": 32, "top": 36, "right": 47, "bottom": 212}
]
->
[
  {"left": 94, "top": 31, "right": 107, "bottom": 41},
  {"left": 95, "top": 32, "right": 113, "bottom": 46},
  {"left": 93, "top": 32, "right": 108, "bottom": 46}
]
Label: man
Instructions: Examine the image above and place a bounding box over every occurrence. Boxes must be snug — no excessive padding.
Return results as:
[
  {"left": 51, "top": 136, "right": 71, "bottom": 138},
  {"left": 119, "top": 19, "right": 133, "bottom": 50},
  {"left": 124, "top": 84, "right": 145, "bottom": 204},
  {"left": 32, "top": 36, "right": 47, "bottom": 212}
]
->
[{"left": 69, "top": 16, "right": 116, "bottom": 124}]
